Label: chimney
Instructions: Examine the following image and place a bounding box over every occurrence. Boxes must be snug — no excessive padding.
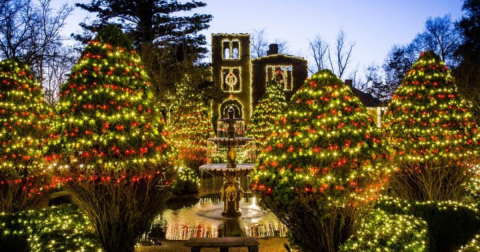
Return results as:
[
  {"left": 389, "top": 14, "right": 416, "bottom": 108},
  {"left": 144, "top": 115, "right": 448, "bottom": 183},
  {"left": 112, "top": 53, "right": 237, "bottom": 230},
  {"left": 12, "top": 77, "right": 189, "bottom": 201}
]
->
[
  {"left": 345, "top": 79, "right": 353, "bottom": 87},
  {"left": 267, "top": 44, "right": 279, "bottom": 55}
]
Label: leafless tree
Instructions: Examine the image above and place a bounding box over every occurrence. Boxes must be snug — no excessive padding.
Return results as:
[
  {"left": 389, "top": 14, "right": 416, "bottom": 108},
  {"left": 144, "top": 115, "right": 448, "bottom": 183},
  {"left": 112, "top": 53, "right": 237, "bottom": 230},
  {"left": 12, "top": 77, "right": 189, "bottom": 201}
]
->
[
  {"left": 250, "top": 28, "right": 289, "bottom": 58},
  {"left": 329, "top": 30, "right": 355, "bottom": 78},
  {"left": 308, "top": 29, "right": 355, "bottom": 78},
  {"left": 43, "top": 46, "right": 77, "bottom": 107},
  {"left": 412, "top": 14, "right": 461, "bottom": 66},
  {"left": 308, "top": 35, "right": 329, "bottom": 74},
  {"left": 0, "top": 0, "right": 74, "bottom": 107}
]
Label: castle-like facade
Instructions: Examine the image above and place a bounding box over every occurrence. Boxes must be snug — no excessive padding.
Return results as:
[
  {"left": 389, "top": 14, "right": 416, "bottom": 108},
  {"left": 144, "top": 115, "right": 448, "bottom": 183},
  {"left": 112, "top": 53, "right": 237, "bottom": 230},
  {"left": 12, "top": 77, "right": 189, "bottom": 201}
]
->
[{"left": 211, "top": 33, "right": 308, "bottom": 124}]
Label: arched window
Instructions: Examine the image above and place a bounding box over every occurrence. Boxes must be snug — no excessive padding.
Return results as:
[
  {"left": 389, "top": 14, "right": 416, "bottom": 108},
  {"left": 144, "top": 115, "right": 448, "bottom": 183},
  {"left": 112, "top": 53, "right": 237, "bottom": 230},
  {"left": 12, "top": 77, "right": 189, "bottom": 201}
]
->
[
  {"left": 232, "top": 48, "right": 239, "bottom": 59},
  {"left": 232, "top": 40, "right": 240, "bottom": 60},
  {"left": 224, "top": 48, "right": 230, "bottom": 59},
  {"left": 223, "top": 40, "right": 231, "bottom": 59}
]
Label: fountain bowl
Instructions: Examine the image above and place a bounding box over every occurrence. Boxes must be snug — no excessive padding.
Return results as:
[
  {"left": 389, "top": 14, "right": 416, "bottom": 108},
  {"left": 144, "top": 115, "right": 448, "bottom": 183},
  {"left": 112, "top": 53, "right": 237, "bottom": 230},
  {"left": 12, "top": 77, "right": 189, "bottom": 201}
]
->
[{"left": 199, "top": 163, "right": 255, "bottom": 177}]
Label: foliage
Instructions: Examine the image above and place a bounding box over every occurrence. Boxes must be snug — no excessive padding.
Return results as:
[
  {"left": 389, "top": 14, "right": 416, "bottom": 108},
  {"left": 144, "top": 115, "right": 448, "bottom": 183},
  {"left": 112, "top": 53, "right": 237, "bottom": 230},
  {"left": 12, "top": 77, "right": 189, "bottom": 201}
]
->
[
  {"left": 54, "top": 26, "right": 175, "bottom": 252},
  {"left": 171, "top": 166, "right": 199, "bottom": 195},
  {"left": 383, "top": 15, "right": 460, "bottom": 101},
  {"left": 0, "top": 204, "right": 103, "bottom": 252},
  {"left": 383, "top": 44, "right": 417, "bottom": 97},
  {"left": 411, "top": 15, "right": 461, "bottom": 66},
  {"left": 247, "top": 79, "right": 286, "bottom": 144},
  {"left": 454, "top": 0, "right": 480, "bottom": 123},
  {"left": 74, "top": 0, "right": 213, "bottom": 99},
  {"left": 375, "top": 196, "right": 480, "bottom": 252},
  {"left": 0, "top": 0, "right": 75, "bottom": 106},
  {"left": 340, "top": 209, "right": 428, "bottom": 252},
  {"left": 253, "top": 69, "right": 387, "bottom": 252},
  {"left": 0, "top": 58, "right": 53, "bottom": 213},
  {"left": 383, "top": 51, "right": 479, "bottom": 201},
  {"left": 170, "top": 81, "right": 214, "bottom": 171},
  {"left": 466, "top": 166, "right": 480, "bottom": 201}
]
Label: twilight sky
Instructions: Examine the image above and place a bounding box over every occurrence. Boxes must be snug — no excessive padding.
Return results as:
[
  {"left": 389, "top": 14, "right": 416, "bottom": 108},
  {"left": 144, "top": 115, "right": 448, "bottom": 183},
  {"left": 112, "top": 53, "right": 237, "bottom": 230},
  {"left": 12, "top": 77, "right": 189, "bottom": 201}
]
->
[{"left": 59, "top": 0, "right": 464, "bottom": 77}]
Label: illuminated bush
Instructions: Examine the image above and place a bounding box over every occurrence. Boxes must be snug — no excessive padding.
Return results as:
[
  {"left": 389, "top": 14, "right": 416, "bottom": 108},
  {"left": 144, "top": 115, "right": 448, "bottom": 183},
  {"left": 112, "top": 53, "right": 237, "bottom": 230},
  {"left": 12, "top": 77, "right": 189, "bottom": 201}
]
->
[
  {"left": 0, "top": 58, "right": 53, "bottom": 213},
  {"left": 340, "top": 209, "right": 428, "bottom": 252},
  {"left": 383, "top": 51, "right": 479, "bottom": 201},
  {"left": 0, "top": 204, "right": 102, "bottom": 252},
  {"left": 254, "top": 69, "right": 387, "bottom": 252},
  {"left": 54, "top": 26, "right": 175, "bottom": 252},
  {"left": 171, "top": 81, "right": 213, "bottom": 171},
  {"left": 171, "top": 165, "right": 200, "bottom": 195},
  {"left": 376, "top": 196, "right": 480, "bottom": 252},
  {"left": 247, "top": 79, "right": 286, "bottom": 144}
]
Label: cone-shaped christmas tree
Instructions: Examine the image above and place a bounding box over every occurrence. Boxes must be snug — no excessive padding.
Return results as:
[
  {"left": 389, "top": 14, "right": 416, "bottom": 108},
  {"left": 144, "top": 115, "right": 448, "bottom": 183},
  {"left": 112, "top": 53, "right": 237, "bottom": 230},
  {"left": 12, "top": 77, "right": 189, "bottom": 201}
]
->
[
  {"left": 383, "top": 51, "right": 479, "bottom": 201},
  {"left": 0, "top": 58, "right": 52, "bottom": 213},
  {"left": 247, "top": 78, "right": 286, "bottom": 144},
  {"left": 171, "top": 81, "right": 213, "bottom": 170},
  {"left": 253, "top": 69, "right": 387, "bottom": 252},
  {"left": 54, "top": 26, "right": 175, "bottom": 252}
]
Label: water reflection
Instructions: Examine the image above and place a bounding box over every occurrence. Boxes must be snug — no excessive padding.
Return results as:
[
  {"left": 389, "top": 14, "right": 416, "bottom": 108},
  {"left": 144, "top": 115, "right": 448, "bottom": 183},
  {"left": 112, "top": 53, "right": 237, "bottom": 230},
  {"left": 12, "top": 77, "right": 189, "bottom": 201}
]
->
[{"left": 150, "top": 195, "right": 287, "bottom": 240}]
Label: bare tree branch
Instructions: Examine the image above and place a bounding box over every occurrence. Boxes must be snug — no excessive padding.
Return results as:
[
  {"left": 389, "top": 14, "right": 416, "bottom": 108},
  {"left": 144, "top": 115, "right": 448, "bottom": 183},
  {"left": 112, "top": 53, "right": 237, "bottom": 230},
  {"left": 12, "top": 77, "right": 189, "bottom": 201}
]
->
[
  {"left": 333, "top": 29, "right": 355, "bottom": 78},
  {"left": 251, "top": 28, "right": 268, "bottom": 58},
  {"left": 308, "top": 29, "right": 355, "bottom": 78},
  {"left": 308, "top": 35, "right": 329, "bottom": 74}
]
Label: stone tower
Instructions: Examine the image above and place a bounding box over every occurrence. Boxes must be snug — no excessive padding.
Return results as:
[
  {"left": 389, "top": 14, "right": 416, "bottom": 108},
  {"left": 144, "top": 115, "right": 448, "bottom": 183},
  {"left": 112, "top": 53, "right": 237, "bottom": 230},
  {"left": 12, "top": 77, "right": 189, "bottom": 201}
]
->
[{"left": 211, "top": 34, "right": 252, "bottom": 124}]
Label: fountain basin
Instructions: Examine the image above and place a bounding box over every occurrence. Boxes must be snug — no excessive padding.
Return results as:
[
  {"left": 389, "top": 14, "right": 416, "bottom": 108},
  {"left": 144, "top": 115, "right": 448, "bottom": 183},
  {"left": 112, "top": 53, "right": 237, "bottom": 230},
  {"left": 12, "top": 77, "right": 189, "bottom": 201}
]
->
[
  {"left": 150, "top": 195, "right": 287, "bottom": 240},
  {"left": 208, "top": 137, "right": 255, "bottom": 146},
  {"left": 199, "top": 163, "right": 255, "bottom": 177}
]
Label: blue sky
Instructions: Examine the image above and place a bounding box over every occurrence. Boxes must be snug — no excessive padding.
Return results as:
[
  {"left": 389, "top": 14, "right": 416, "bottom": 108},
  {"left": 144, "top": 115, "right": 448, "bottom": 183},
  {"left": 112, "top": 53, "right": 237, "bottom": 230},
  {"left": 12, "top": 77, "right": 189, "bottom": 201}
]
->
[{"left": 59, "top": 0, "right": 463, "bottom": 77}]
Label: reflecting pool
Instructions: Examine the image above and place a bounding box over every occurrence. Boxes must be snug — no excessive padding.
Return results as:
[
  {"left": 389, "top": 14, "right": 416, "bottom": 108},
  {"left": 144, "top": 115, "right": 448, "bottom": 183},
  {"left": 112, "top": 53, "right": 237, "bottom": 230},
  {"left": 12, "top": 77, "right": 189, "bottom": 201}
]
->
[{"left": 147, "top": 178, "right": 287, "bottom": 240}]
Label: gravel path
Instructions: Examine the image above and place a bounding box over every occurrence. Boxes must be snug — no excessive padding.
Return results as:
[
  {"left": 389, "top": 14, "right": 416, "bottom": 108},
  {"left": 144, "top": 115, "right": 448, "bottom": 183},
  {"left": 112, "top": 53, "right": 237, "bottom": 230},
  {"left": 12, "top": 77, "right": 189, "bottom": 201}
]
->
[{"left": 136, "top": 238, "right": 290, "bottom": 252}]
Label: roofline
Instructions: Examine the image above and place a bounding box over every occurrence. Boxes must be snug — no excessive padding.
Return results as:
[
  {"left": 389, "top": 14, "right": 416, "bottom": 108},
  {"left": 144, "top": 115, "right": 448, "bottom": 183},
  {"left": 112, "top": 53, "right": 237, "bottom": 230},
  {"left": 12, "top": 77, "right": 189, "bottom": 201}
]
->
[
  {"left": 212, "top": 33, "right": 250, "bottom": 37},
  {"left": 252, "top": 54, "right": 307, "bottom": 62}
]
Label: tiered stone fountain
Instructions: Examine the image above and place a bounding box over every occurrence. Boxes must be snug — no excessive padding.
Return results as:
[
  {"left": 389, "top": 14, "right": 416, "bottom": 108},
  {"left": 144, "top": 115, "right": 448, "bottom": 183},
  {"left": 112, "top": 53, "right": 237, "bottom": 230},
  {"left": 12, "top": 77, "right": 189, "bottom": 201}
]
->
[{"left": 199, "top": 106, "right": 255, "bottom": 217}]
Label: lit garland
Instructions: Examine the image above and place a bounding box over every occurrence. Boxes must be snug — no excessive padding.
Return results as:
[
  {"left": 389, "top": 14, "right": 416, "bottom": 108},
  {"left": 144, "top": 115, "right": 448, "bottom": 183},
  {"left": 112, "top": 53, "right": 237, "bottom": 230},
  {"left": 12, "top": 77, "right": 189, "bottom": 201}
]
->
[
  {"left": 0, "top": 58, "right": 53, "bottom": 212},
  {"left": 375, "top": 195, "right": 479, "bottom": 214},
  {"left": 383, "top": 51, "right": 478, "bottom": 167},
  {"left": 53, "top": 28, "right": 175, "bottom": 179},
  {"left": 459, "top": 234, "right": 480, "bottom": 252},
  {"left": 265, "top": 65, "right": 293, "bottom": 90},
  {"left": 340, "top": 209, "right": 428, "bottom": 251},
  {"left": 221, "top": 67, "right": 242, "bottom": 93},
  {"left": 253, "top": 69, "right": 387, "bottom": 204},
  {"left": 170, "top": 81, "right": 214, "bottom": 168},
  {"left": 247, "top": 78, "right": 286, "bottom": 145},
  {"left": 221, "top": 38, "right": 242, "bottom": 60},
  {"left": 0, "top": 204, "right": 103, "bottom": 252}
]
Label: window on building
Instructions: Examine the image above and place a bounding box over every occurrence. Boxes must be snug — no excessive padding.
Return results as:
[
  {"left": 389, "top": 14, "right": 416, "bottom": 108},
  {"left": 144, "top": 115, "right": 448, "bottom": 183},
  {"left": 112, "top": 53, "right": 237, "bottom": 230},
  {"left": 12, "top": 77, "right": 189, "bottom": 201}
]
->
[
  {"left": 223, "top": 40, "right": 230, "bottom": 59},
  {"left": 266, "top": 65, "right": 293, "bottom": 91},
  {"left": 232, "top": 40, "right": 240, "bottom": 59}
]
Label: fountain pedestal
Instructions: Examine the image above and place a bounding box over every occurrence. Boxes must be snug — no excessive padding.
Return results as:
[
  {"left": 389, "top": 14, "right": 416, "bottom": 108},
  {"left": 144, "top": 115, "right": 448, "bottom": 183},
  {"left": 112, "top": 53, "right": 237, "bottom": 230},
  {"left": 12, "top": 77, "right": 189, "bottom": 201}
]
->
[
  {"left": 222, "top": 176, "right": 242, "bottom": 216},
  {"left": 199, "top": 106, "right": 255, "bottom": 218},
  {"left": 200, "top": 163, "right": 255, "bottom": 217}
]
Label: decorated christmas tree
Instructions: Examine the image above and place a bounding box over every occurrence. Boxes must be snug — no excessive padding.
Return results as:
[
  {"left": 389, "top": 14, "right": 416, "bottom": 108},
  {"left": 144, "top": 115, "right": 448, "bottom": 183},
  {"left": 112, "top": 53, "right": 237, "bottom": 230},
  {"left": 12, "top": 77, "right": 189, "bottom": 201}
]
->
[
  {"left": 0, "top": 58, "right": 52, "bottom": 213},
  {"left": 170, "top": 81, "right": 213, "bottom": 171},
  {"left": 253, "top": 69, "right": 387, "bottom": 252},
  {"left": 383, "top": 51, "right": 479, "bottom": 201},
  {"left": 54, "top": 26, "right": 175, "bottom": 252},
  {"left": 247, "top": 78, "right": 286, "bottom": 144}
]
